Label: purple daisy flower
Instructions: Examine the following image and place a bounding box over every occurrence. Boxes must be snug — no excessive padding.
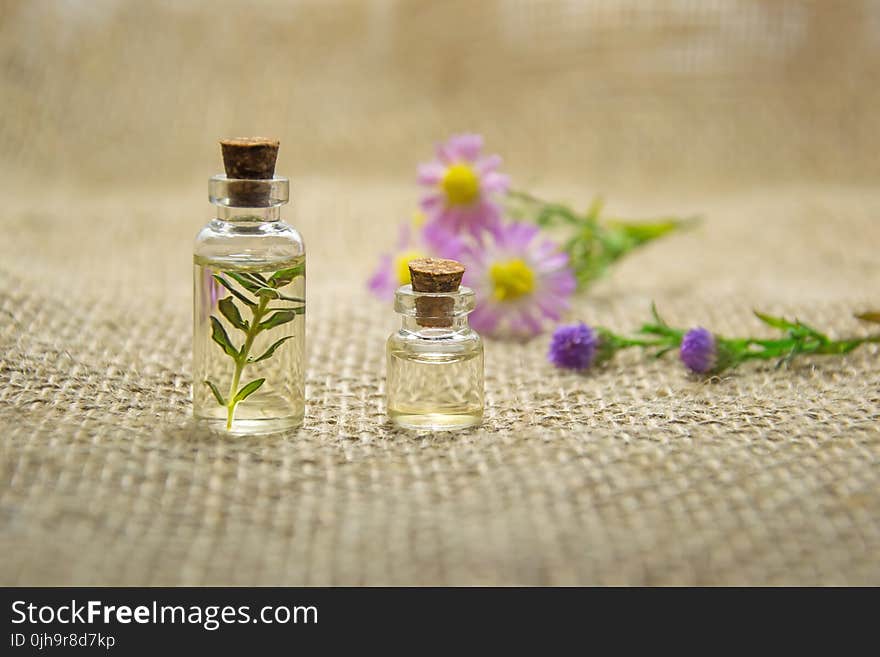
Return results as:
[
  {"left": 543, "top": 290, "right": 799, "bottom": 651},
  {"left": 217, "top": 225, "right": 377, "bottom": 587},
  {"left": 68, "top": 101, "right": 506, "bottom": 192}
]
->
[
  {"left": 367, "top": 216, "right": 462, "bottom": 301},
  {"left": 417, "top": 134, "right": 509, "bottom": 239},
  {"left": 680, "top": 327, "right": 718, "bottom": 374},
  {"left": 450, "top": 222, "right": 576, "bottom": 337},
  {"left": 548, "top": 323, "right": 599, "bottom": 370}
]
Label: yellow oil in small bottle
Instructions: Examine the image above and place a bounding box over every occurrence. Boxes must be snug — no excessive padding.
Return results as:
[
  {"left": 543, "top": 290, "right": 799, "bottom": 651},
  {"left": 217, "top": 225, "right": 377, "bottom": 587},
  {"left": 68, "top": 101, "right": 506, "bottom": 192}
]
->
[{"left": 386, "top": 258, "right": 484, "bottom": 431}]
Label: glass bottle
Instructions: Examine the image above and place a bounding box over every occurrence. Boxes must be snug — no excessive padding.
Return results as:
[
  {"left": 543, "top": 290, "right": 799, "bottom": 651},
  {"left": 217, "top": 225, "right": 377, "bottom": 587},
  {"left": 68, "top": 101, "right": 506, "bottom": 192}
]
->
[
  {"left": 386, "top": 259, "right": 484, "bottom": 430},
  {"left": 193, "top": 139, "right": 305, "bottom": 434}
]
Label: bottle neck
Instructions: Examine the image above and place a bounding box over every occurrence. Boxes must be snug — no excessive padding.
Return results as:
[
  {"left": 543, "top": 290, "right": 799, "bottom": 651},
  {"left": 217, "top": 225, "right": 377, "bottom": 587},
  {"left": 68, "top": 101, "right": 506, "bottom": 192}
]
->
[
  {"left": 401, "top": 315, "right": 470, "bottom": 333},
  {"left": 209, "top": 175, "right": 289, "bottom": 223},
  {"left": 393, "top": 284, "right": 476, "bottom": 335},
  {"left": 215, "top": 206, "right": 281, "bottom": 223}
]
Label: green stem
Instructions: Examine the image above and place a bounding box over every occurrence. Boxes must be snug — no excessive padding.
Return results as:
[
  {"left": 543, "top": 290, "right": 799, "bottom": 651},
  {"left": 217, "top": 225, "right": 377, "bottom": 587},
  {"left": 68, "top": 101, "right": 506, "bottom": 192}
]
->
[
  {"left": 732, "top": 334, "right": 880, "bottom": 366},
  {"left": 225, "top": 295, "right": 268, "bottom": 430},
  {"left": 613, "top": 336, "right": 675, "bottom": 348}
]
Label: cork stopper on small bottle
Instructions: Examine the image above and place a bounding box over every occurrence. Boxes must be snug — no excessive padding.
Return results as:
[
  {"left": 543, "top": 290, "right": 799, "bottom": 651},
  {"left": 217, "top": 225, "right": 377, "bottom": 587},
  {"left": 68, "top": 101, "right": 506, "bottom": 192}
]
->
[
  {"left": 408, "top": 257, "right": 465, "bottom": 327},
  {"left": 219, "top": 137, "right": 280, "bottom": 206}
]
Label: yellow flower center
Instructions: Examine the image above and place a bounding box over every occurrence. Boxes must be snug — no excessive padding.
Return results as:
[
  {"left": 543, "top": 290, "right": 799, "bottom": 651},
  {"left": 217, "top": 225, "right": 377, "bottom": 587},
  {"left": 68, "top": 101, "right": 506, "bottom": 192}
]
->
[
  {"left": 394, "top": 250, "right": 426, "bottom": 285},
  {"left": 489, "top": 259, "right": 536, "bottom": 302},
  {"left": 411, "top": 210, "right": 427, "bottom": 228},
  {"left": 440, "top": 163, "right": 480, "bottom": 206}
]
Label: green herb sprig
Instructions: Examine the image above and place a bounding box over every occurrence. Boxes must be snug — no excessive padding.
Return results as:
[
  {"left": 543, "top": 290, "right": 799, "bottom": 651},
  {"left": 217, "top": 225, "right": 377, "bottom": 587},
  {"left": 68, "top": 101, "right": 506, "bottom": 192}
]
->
[
  {"left": 204, "top": 264, "right": 305, "bottom": 429},
  {"left": 506, "top": 190, "right": 698, "bottom": 289}
]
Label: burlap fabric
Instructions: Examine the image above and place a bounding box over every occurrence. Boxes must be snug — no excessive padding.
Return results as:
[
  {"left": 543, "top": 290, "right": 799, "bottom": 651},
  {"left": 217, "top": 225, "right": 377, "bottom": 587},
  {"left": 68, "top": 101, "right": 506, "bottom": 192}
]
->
[{"left": 1, "top": 1, "right": 878, "bottom": 585}]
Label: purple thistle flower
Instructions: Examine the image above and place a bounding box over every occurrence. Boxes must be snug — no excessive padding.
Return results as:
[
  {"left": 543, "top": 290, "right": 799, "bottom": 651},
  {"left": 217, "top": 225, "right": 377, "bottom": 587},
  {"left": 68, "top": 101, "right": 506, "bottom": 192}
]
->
[
  {"left": 417, "top": 134, "right": 508, "bottom": 238},
  {"left": 548, "top": 323, "right": 599, "bottom": 370},
  {"left": 680, "top": 327, "right": 718, "bottom": 374}
]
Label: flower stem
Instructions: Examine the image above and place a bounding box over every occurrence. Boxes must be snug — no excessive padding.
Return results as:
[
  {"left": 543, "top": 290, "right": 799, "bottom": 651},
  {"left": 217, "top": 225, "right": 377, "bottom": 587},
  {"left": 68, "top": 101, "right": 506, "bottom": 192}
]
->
[
  {"left": 225, "top": 296, "right": 268, "bottom": 430},
  {"left": 613, "top": 336, "right": 675, "bottom": 348},
  {"left": 734, "top": 334, "right": 880, "bottom": 366}
]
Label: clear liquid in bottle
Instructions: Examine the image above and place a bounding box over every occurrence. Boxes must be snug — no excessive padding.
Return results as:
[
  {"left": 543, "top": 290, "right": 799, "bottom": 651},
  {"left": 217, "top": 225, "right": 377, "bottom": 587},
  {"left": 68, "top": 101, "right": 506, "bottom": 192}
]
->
[{"left": 193, "top": 254, "right": 305, "bottom": 433}]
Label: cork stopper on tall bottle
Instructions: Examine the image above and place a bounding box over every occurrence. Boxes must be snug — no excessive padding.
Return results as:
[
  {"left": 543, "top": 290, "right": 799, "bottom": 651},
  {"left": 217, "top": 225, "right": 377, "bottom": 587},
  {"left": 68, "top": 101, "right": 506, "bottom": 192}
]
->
[
  {"left": 219, "top": 137, "right": 280, "bottom": 206},
  {"left": 408, "top": 257, "right": 465, "bottom": 328}
]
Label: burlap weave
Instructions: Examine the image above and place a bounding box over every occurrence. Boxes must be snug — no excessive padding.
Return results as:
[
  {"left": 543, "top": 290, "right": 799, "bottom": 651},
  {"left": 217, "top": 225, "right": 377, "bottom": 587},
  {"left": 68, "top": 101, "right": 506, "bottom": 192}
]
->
[{"left": 1, "top": 1, "right": 878, "bottom": 585}]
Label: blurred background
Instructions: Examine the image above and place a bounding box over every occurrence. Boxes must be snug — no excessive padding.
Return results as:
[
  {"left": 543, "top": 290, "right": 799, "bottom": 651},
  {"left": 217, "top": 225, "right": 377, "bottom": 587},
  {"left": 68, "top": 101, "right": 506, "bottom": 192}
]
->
[
  {"left": 3, "top": 0, "right": 879, "bottom": 305},
  {"left": 2, "top": 1, "right": 879, "bottom": 585},
  {"left": 2, "top": 0, "right": 879, "bottom": 192}
]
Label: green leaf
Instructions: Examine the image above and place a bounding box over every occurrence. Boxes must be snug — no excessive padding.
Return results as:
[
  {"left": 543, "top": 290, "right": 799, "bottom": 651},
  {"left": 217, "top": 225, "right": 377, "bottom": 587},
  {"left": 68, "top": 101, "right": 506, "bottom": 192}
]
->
[
  {"left": 226, "top": 272, "right": 263, "bottom": 294},
  {"left": 607, "top": 216, "right": 697, "bottom": 245},
  {"left": 257, "top": 288, "right": 304, "bottom": 303},
  {"left": 269, "top": 264, "right": 305, "bottom": 287},
  {"left": 249, "top": 335, "right": 294, "bottom": 363},
  {"left": 257, "top": 287, "right": 306, "bottom": 303},
  {"left": 584, "top": 197, "right": 604, "bottom": 222},
  {"left": 234, "top": 378, "right": 265, "bottom": 403},
  {"left": 218, "top": 297, "right": 248, "bottom": 331},
  {"left": 856, "top": 311, "right": 880, "bottom": 324},
  {"left": 754, "top": 310, "right": 798, "bottom": 331},
  {"left": 209, "top": 316, "right": 239, "bottom": 359},
  {"left": 213, "top": 275, "right": 257, "bottom": 308},
  {"left": 258, "top": 310, "right": 299, "bottom": 331},
  {"left": 753, "top": 311, "right": 828, "bottom": 342},
  {"left": 245, "top": 271, "right": 268, "bottom": 284},
  {"left": 264, "top": 305, "right": 303, "bottom": 314},
  {"left": 652, "top": 345, "right": 676, "bottom": 359},
  {"left": 650, "top": 302, "right": 667, "bottom": 327},
  {"left": 203, "top": 380, "right": 226, "bottom": 406},
  {"left": 815, "top": 340, "right": 862, "bottom": 355},
  {"left": 637, "top": 304, "right": 683, "bottom": 339}
]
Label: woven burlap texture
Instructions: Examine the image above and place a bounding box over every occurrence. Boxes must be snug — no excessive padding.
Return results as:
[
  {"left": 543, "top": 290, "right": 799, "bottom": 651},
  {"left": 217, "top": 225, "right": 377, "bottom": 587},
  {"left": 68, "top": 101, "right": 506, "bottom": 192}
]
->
[{"left": 1, "top": 1, "right": 878, "bottom": 585}]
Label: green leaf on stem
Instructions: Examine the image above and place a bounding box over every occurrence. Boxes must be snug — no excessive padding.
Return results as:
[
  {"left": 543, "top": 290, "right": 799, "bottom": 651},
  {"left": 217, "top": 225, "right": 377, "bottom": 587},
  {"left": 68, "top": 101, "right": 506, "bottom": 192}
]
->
[
  {"left": 226, "top": 272, "right": 263, "bottom": 294},
  {"left": 269, "top": 264, "right": 305, "bottom": 287},
  {"left": 209, "top": 316, "right": 239, "bottom": 359},
  {"left": 652, "top": 345, "right": 676, "bottom": 359},
  {"left": 754, "top": 311, "right": 799, "bottom": 332},
  {"left": 213, "top": 275, "right": 257, "bottom": 308},
  {"left": 608, "top": 217, "right": 695, "bottom": 245},
  {"left": 754, "top": 311, "right": 826, "bottom": 342},
  {"left": 203, "top": 380, "right": 226, "bottom": 406},
  {"left": 258, "top": 287, "right": 306, "bottom": 302},
  {"left": 218, "top": 297, "right": 248, "bottom": 331},
  {"left": 650, "top": 302, "right": 667, "bottom": 327},
  {"left": 584, "top": 197, "right": 604, "bottom": 222},
  {"left": 245, "top": 271, "right": 268, "bottom": 284},
  {"left": 815, "top": 340, "right": 862, "bottom": 355},
  {"left": 249, "top": 336, "right": 294, "bottom": 363},
  {"left": 637, "top": 304, "right": 683, "bottom": 340},
  {"left": 258, "top": 310, "right": 300, "bottom": 331},
  {"left": 234, "top": 378, "right": 265, "bottom": 403},
  {"left": 507, "top": 189, "right": 696, "bottom": 291}
]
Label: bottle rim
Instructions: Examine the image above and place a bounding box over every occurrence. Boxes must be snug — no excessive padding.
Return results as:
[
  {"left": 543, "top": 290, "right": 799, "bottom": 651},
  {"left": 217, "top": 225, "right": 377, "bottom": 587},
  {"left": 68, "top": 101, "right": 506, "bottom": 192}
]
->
[
  {"left": 209, "top": 174, "right": 290, "bottom": 208},
  {"left": 394, "top": 284, "right": 476, "bottom": 318}
]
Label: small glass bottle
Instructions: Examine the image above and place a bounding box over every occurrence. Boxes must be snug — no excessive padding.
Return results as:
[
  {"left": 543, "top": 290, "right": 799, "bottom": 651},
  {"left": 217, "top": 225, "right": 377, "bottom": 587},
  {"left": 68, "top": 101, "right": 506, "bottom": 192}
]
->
[
  {"left": 193, "top": 138, "right": 306, "bottom": 434},
  {"left": 386, "top": 258, "right": 484, "bottom": 430}
]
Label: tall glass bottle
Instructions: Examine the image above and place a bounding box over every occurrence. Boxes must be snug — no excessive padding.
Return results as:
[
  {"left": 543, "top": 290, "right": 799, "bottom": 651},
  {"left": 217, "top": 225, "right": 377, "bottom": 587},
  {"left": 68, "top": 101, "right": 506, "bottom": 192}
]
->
[
  {"left": 193, "top": 138, "right": 305, "bottom": 433},
  {"left": 386, "top": 258, "right": 484, "bottom": 430}
]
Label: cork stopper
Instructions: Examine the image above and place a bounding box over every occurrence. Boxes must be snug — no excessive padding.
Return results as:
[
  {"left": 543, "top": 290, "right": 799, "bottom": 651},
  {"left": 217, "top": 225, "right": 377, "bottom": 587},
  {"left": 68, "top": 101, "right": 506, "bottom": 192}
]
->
[
  {"left": 408, "top": 258, "right": 465, "bottom": 327},
  {"left": 220, "top": 138, "right": 279, "bottom": 179},
  {"left": 219, "top": 137, "right": 280, "bottom": 206}
]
